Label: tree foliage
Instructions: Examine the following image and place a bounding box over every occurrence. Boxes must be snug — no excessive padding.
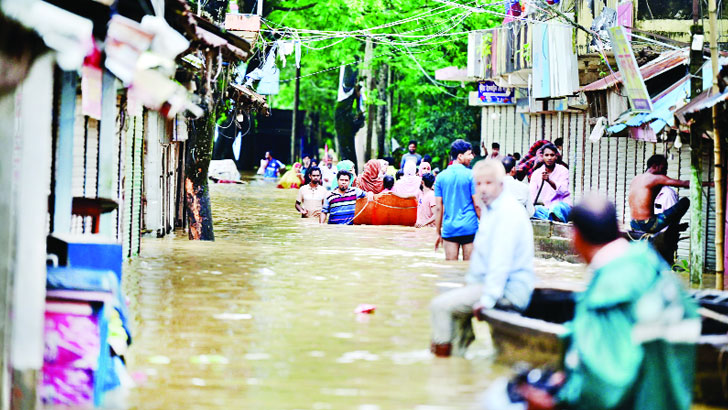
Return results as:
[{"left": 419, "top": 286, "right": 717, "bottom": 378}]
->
[{"left": 244, "top": 0, "right": 502, "bottom": 165}]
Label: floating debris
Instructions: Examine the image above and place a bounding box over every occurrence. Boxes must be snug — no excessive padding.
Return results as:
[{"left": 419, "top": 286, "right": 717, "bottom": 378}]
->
[
  {"left": 189, "top": 355, "right": 229, "bottom": 365},
  {"left": 244, "top": 352, "right": 271, "bottom": 361},
  {"left": 354, "top": 304, "right": 376, "bottom": 314},
  {"left": 147, "top": 355, "right": 170, "bottom": 365},
  {"left": 336, "top": 350, "right": 380, "bottom": 363},
  {"left": 258, "top": 268, "right": 276, "bottom": 276},
  {"left": 213, "top": 312, "right": 252, "bottom": 321}
]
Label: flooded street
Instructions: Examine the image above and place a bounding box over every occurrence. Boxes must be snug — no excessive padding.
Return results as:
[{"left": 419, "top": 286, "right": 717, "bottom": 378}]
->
[{"left": 122, "top": 176, "right": 589, "bottom": 409}]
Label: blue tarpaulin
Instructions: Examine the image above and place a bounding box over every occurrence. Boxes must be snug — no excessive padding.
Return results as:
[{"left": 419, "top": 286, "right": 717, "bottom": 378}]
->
[{"left": 607, "top": 79, "right": 689, "bottom": 135}]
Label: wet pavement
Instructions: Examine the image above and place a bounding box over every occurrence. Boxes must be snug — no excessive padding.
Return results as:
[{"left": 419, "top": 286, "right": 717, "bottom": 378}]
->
[{"left": 122, "top": 175, "right": 712, "bottom": 409}]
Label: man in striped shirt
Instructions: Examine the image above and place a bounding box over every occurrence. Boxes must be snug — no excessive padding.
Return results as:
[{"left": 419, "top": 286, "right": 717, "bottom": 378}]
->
[{"left": 320, "top": 170, "right": 369, "bottom": 224}]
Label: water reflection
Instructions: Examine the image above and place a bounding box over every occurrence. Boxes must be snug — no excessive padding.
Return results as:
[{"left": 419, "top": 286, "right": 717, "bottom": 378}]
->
[{"left": 122, "top": 176, "right": 710, "bottom": 409}]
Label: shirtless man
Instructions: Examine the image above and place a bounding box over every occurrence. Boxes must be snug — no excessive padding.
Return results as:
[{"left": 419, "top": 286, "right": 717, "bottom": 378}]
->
[{"left": 628, "top": 154, "right": 690, "bottom": 233}]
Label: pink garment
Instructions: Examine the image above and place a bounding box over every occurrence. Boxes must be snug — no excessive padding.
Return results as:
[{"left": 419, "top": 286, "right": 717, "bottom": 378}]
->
[
  {"left": 393, "top": 161, "right": 421, "bottom": 197},
  {"left": 416, "top": 190, "right": 436, "bottom": 227},
  {"left": 529, "top": 163, "right": 571, "bottom": 207}
]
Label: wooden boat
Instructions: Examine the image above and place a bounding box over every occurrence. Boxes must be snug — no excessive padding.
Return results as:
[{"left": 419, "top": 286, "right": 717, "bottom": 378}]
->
[
  {"left": 476, "top": 288, "right": 728, "bottom": 405},
  {"left": 353, "top": 193, "right": 418, "bottom": 226}
]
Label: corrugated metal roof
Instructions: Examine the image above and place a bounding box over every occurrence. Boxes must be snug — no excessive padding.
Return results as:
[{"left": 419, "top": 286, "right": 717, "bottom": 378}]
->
[
  {"left": 607, "top": 77, "right": 689, "bottom": 134},
  {"left": 579, "top": 49, "right": 688, "bottom": 92},
  {"left": 675, "top": 87, "right": 728, "bottom": 123}
]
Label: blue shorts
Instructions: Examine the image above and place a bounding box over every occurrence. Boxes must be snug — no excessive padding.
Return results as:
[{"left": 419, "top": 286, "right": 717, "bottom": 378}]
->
[
  {"left": 631, "top": 197, "right": 690, "bottom": 233},
  {"left": 443, "top": 234, "right": 476, "bottom": 245}
]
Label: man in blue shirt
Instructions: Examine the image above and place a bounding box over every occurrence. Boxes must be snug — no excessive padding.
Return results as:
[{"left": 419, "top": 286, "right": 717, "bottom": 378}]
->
[
  {"left": 263, "top": 151, "right": 284, "bottom": 178},
  {"left": 430, "top": 159, "right": 535, "bottom": 357},
  {"left": 434, "top": 139, "right": 480, "bottom": 260},
  {"left": 399, "top": 140, "right": 422, "bottom": 169}
]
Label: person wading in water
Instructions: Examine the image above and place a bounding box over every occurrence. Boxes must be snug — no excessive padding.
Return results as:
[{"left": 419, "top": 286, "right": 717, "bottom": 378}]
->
[{"left": 295, "top": 167, "right": 327, "bottom": 218}]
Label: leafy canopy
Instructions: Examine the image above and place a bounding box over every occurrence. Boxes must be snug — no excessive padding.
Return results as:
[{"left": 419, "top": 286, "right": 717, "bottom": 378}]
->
[{"left": 256, "top": 0, "right": 501, "bottom": 164}]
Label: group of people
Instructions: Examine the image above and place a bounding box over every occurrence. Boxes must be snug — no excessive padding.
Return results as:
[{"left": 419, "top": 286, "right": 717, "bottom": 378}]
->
[
  {"left": 428, "top": 139, "right": 697, "bottom": 409},
  {"left": 290, "top": 140, "right": 442, "bottom": 226},
  {"left": 271, "top": 135, "right": 697, "bottom": 408}
]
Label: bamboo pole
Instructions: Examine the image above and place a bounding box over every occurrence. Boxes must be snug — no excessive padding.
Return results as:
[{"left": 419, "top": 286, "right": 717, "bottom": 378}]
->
[
  {"left": 689, "top": 17, "right": 705, "bottom": 284},
  {"left": 708, "top": 0, "right": 724, "bottom": 289}
]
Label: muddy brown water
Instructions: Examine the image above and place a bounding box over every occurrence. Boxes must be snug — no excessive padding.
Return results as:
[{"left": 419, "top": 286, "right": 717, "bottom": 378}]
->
[{"left": 123, "top": 175, "right": 719, "bottom": 409}]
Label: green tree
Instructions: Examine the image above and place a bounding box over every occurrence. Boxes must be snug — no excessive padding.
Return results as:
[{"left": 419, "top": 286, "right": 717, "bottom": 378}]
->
[{"left": 253, "top": 0, "right": 501, "bottom": 167}]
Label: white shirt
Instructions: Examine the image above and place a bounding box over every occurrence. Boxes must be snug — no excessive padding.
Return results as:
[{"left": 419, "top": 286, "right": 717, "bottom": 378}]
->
[
  {"left": 654, "top": 186, "right": 678, "bottom": 215},
  {"left": 467, "top": 192, "right": 535, "bottom": 310},
  {"left": 504, "top": 175, "right": 534, "bottom": 216},
  {"left": 297, "top": 184, "right": 328, "bottom": 213},
  {"left": 319, "top": 164, "right": 336, "bottom": 190}
]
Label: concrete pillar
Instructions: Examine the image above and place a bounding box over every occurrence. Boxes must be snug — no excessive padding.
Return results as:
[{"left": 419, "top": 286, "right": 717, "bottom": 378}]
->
[
  {"left": 8, "top": 53, "right": 54, "bottom": 408},
  {"left": 0, "top": 73, "right": 18, "bottom": 410}
]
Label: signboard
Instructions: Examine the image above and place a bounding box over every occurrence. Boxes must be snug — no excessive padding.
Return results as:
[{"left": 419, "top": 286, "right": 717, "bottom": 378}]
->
[
  {"left": 477, "top": 81, "right": 515, "bottom": 104},
  {"left": 608, "top": 26, "right": 652, "bottom": 112}
]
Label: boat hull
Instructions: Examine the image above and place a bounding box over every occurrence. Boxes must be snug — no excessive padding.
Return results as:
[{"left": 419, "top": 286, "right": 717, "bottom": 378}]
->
[
  {"left": 353, "top": 194, "right": 417, "bottom": 226},
  {"left": 477, "top": 288, "right": 728, "bottom": 405}
]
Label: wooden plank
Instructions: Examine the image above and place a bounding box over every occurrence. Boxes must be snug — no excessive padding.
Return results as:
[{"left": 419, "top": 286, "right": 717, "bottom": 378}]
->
[{"left": 84, "top": 118, "right": 99, "bottom": 199}]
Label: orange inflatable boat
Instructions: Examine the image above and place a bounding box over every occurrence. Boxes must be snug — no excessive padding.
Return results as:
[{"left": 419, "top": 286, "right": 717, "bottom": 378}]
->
[{"left": 353, "top": 193, "right": 418, "bottom": 226}]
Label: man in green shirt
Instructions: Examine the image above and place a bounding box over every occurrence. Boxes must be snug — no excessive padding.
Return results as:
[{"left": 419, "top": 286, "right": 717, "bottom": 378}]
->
[{"left": 522, "top": 195, "right": 700, "bottom": 409}]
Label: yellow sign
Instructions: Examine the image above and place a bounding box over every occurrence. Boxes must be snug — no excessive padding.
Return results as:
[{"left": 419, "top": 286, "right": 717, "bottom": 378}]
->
[{"left": 608, "top": 26, "right": 653, "bottom": 112}]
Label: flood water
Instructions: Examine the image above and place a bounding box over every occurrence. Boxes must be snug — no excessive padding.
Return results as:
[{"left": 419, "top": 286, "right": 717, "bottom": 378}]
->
[{"left": 121, "top": 175, "right": 711, "bottom": 409}]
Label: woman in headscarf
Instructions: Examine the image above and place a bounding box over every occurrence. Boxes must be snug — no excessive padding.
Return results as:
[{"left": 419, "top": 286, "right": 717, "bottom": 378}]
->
[
  {"left": 418, "top": 161, "right": 432, "bottom": 176},
  {"left": 356, "top": 159, "right": 385, "bottom": 194},
  {"left": 277, "top": 162, "right": 303, "bottom": 189},
  {"left": 330, "top": 159, "right": 357, "bottom": 190},
  {"left": 392, "top": 160, "right": 421, "bottom": 197}
]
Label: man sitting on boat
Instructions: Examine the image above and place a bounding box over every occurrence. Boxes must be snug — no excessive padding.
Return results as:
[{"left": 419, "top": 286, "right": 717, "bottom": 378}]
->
[
  {"left": 430, "top": 160, "right": 534, "bottom": 357},
  {"left": 320, "top": 170, "right": 372, "bottom": 225},
  {"left": 381, "top": 175, "right": 394, "bottom": 193},
  {"left": 629, "top": 154, "right": 690, "bottom": 234},
  {"left": 519, "top": 195, "right": 699, "bottom": 409}
]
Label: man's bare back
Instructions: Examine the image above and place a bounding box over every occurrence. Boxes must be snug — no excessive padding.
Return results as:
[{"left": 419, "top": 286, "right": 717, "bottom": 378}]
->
[{"left": 629, "top": 173, "right": 689, "bottom": 220}]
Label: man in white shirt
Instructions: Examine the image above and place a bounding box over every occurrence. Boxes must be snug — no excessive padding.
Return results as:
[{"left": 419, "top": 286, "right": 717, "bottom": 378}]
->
[
  {"left": 319, "top": 155, "right": 336, "bottom": 190},
  {"left": 295, "top": 167, "right": 327, "bottom": 218},
  {"left": 488, "top": 142, "right": 504, "bottom": 162},
  {"left": 502, "top": 156, "right": 534, "bottom": 216},
  {"left": 429, "top": 159, "right": 534, "bottom": 357}
]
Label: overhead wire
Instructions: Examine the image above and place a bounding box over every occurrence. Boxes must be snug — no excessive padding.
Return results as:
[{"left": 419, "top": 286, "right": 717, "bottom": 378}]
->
[{"left": 258, "top": 0, "right": 696, "bottom": 104}]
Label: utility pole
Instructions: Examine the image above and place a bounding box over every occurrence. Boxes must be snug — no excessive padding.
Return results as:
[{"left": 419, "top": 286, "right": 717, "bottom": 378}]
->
[
  {"left": 708, "top": 0, "right": 724, "bottom": 289},
  {"left": 363, "top": 38, "right": 374, "bottom": 165},
  {"left": 689, "top": 0, "right": 705, "bottom": 283},
  {"left": 385, "top": 66, "right": 393, "bottom": 155},
  {"left": 257, "top": 0, "right": 263, "bottom": 16},
  {"left": 290, "top": 65, "right": 300, "bottom": 164}
]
